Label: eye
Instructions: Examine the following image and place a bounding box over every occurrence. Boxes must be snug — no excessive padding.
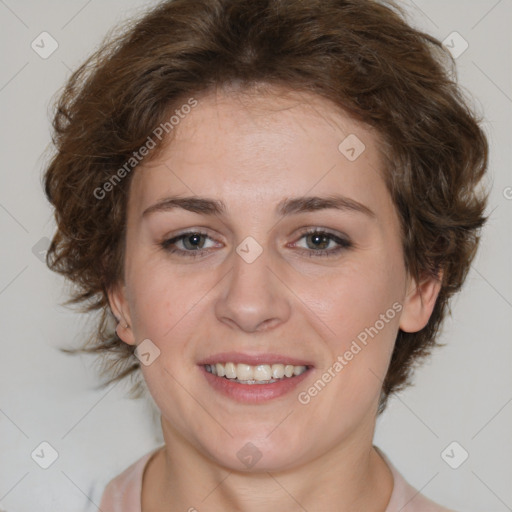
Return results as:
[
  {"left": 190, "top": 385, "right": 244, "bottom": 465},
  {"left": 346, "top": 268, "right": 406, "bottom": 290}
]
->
[
  {"left": 291, "top": 228, "right": 352, "bottom": 258},
  {"left": 160, "top": 231, "right": 218, "bottom": 258}
]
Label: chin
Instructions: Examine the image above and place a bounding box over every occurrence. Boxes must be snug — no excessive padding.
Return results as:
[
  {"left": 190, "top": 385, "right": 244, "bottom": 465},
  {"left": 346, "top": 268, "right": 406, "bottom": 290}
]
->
[{"left": 201, "top": 432, "right": 310, "bottom": 473}]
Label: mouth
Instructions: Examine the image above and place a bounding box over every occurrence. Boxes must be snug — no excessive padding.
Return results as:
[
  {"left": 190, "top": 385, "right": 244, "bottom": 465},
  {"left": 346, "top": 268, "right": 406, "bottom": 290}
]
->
[
  {"left": 198, "top": 354, "right": 314, "bottom": 403},
  {"left": 204, "top": 362, "right": 309, "bottom": 384}
]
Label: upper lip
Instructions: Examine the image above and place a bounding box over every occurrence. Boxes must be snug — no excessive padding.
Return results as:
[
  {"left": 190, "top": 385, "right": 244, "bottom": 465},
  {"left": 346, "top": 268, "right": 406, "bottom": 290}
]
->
[{"left": 198, "top": 352, "right": 314, "bottom": 367}]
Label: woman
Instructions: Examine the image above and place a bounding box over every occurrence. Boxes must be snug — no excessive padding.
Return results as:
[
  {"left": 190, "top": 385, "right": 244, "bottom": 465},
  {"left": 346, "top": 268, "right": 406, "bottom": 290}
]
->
[{"left": 43, "top": 0, "right": 489, "bottom": 510}]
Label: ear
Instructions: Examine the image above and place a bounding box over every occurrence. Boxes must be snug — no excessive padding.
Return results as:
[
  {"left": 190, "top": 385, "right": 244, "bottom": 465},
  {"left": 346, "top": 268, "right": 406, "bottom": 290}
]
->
[
  {"left": 399, "top": 269, "right": 443, "bottom": 333},
  {"left": 107, "top": 282, "right": 136, "bottom": 346}
]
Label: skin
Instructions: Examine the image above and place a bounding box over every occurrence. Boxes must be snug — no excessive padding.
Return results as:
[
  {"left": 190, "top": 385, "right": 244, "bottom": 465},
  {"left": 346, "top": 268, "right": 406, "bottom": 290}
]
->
[{"left": 109, "top": 85, "right": 442, "bottom": 512}]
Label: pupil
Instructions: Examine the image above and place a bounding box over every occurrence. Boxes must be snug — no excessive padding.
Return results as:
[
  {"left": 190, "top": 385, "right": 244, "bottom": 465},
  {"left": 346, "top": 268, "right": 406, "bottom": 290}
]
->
[
  {"left": 309, "top": 234, "right": 327, "bottom": 250},
  {"left": 186, "top": 233, "right": 202, "bottom": 249}
]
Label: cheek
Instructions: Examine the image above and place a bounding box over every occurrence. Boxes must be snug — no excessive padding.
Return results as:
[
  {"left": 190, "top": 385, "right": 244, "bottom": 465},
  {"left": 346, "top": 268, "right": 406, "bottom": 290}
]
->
[
  {"left": 299, "top": 268, "right": 402, "bottom": 428},
  {"left": 126, "top": 258, "right": 218, "bottom": 359},
  {"left": 318, "top": 255, "right": 404, "bottom": 364},
  {"left": 126, "top": 260, "right": 185, "bottom": 342}
]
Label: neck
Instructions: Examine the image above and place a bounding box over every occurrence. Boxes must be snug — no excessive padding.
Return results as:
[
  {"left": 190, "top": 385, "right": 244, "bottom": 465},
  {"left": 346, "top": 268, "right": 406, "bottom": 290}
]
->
[{"left": 143, "top": 419, "right": 394, "bottom": 512}]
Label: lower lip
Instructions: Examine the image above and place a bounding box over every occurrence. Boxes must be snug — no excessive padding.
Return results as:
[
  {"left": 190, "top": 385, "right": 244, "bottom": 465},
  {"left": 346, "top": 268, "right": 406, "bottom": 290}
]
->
[{"left": 200, "top": 365, "right": 312, "bottom": 403}]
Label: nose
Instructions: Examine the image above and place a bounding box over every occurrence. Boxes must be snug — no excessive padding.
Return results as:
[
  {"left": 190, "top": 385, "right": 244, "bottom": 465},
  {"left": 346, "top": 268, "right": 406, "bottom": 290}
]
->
[{"left": 214, "top": 242, "right": 291, "bottom": 333}]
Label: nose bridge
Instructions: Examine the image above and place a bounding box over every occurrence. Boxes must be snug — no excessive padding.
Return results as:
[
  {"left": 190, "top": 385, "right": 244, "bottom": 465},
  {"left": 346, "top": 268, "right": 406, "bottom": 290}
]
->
[
  {"left": 215, "top": 234, "right": 290, "bottom": 332},
  {"left": 232, "top": 235, "right": 272, "bottom": 288}
]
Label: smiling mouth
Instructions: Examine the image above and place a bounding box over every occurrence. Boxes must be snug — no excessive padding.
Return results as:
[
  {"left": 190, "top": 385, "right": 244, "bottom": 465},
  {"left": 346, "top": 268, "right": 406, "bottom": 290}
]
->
[{"left": 204, "top": 362, "right": 309, "bottom": 384}]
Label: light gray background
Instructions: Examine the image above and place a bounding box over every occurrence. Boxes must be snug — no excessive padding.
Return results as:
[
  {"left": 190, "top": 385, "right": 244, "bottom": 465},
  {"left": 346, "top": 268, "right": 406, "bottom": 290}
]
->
[{"left": 0, "top": 1, "right": 511, "bottom": 511}]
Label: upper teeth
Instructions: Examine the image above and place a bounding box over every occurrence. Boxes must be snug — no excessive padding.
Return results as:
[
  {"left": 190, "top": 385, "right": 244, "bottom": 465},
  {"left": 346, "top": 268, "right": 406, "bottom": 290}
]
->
[{"left": 205, "top": 362, "right": 307, "bottom": 381}]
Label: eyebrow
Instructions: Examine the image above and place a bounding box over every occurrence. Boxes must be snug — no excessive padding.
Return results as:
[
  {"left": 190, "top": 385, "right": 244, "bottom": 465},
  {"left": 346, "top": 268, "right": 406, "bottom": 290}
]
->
[{"left": 142, "top": 194, "right": 376, "bottom": 219}]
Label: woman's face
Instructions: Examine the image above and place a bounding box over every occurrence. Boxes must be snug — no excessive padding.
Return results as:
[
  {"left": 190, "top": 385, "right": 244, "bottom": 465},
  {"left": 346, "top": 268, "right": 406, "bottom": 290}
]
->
[{"left": 110, "top": 87, "right": 440, "bottom": 471}]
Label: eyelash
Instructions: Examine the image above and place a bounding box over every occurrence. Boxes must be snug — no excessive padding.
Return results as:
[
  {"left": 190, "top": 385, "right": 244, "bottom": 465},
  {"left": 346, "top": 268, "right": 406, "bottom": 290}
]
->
[{"left": 160, "top": 228, "right": 352, "bottom": 259}]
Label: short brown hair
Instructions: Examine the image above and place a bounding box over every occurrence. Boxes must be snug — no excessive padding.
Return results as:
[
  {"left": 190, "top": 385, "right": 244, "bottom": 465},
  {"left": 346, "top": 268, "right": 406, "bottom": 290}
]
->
[{"left": 43, "top": 0, "right": 490, "bottom": 414}]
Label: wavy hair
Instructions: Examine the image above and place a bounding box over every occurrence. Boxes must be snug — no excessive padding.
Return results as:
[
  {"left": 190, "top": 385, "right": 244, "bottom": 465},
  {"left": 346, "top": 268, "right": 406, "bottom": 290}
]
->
[{"left": 43, "top": 0, "right": 490, "bottom": 414}]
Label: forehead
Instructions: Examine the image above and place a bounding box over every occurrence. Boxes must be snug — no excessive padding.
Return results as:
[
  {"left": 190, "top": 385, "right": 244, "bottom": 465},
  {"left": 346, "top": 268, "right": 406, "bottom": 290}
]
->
[{"left": 129, "top": 87, "right": 391, "bottom": 221}]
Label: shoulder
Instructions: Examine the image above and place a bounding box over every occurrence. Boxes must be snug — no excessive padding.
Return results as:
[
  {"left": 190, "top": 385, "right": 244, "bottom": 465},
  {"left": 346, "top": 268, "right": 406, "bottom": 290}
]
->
[
  {"left": 375, "top": 446, "right": 458, "bottom": 512},
  {"left": 98, "top": 446, "right": 163, "bottom": 512}
]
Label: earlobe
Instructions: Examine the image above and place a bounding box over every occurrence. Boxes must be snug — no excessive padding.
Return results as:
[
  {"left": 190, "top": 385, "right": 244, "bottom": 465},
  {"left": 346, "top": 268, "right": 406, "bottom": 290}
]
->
[
  {"left": 399, "top": 269, "right": 443, "bottom": 333},
  {"left": 107, "top": 282, "right": 136, "bottom": 346}
]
